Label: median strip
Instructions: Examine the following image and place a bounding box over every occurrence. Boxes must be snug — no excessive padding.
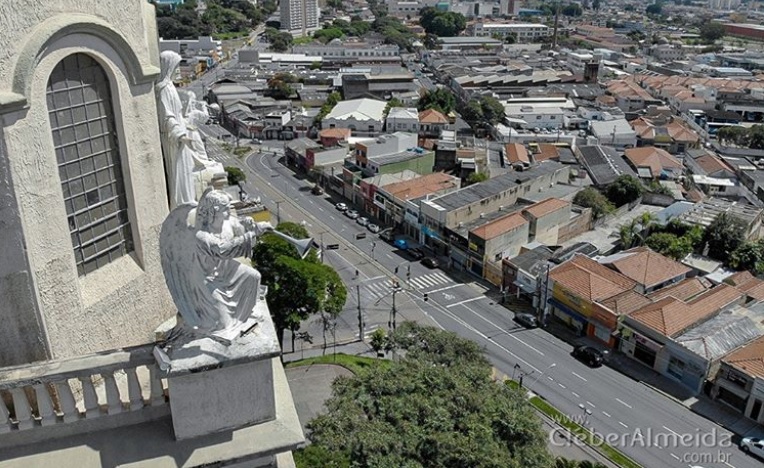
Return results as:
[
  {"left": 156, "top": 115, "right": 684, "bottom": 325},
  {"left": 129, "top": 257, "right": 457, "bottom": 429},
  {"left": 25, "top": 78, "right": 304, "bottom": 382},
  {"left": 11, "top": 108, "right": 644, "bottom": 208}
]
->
[{"left": 504, "top": 380, "right": 643, "bottom": 468}]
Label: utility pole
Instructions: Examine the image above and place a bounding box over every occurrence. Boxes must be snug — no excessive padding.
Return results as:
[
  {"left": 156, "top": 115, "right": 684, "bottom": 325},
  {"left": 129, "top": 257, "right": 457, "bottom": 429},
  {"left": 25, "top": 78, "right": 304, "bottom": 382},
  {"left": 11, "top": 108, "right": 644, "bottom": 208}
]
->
[
  {"left": 274, "top": 200, "right": 283, "bottom": 224},
  {"left": 357, "top": 285, "right": 364, "bottom": 341},
  {"left": 320, "top": 232, "right": 325, "bottom": 263},
  {"left": 552, "top": 1, "right": 561, "bottom": 50}
]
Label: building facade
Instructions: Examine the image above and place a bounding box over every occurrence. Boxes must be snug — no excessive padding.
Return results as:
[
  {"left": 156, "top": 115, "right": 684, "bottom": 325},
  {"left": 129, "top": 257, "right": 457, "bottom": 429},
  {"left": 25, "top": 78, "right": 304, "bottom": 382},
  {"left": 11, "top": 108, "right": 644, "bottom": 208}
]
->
[{"left": 281, "top": 0, "right": 320, "bottom": 37}]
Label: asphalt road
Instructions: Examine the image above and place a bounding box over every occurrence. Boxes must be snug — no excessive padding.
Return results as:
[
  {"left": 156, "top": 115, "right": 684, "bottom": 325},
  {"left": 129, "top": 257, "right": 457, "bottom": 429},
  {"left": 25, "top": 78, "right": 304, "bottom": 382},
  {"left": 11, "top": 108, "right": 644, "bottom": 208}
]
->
[{"left": 200, "top": 130, "right": 761, "bottom": 468}]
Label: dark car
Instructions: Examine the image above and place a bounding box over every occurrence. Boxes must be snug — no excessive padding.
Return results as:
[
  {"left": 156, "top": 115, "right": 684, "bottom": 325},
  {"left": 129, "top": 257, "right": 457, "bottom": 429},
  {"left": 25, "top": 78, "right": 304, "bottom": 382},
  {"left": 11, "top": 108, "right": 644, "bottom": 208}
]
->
[
  {"left": 311, "top": 185, "right": 324, "bottom": 195},
  {"left": 408, "top": 248, "right": 425, "bottom": 260},
  {"left": 421, "top": 257, "right": 439, "bottom": 269},
  {"left": 514, "top": 313, "right": 538, "bottom": 329},
  {"left": 572, "top": 345, "right": 604, "bottom": 367}
]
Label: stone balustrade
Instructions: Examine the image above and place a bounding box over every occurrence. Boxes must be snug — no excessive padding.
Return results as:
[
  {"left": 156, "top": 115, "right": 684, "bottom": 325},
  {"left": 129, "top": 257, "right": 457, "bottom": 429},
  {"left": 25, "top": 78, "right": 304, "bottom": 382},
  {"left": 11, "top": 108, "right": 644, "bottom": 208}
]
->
[{"left": 0, "top": 344, "right": 167, "bottom": 441}]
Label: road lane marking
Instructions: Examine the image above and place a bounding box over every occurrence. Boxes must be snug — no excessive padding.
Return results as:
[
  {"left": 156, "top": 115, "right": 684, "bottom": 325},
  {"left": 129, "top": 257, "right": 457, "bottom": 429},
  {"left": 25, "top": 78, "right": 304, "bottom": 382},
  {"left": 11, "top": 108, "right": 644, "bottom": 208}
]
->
[
  {"left": 586, "top": 401, "right": 596, "bottom": 408},
  {"left": 602, "top": 411, "right": 611, "bottom": 418},
  {"left": 385, "top": 254, "right": 393, "bottom": 259},
  {"left": 662, "top": 425, "right": 679, "bottom": 435},
  {"left": 318, "top": 207, "right": 324, "bottom": 212},
  {"left": 363, "top": 275, "right": 386, "bottom": 282},
  {"left": 616, "top": 398, "right": 632, "bottom": 409},
  {"left": 461, "top": 303, "right": 545, "bottom": 356},
  {"left": 329, "top": 215, "right": 336, "bottom": 221},
  {"left": 547, "top": 376, "right": 553, "bottom": 381},
  {"left": 446, "top": 297, "right": 485, "bottom": 308},
  {"left": 618, "top": 421, "right": 628, "bottom": 428},
  {"left": 572, "top": 371, "right": 588, "bottom": 382},
  {"left": 670, "top": 453, "right": 680, "bottom": 461},
  {"left": 572, "top": 392, "right": 580, "bottom": 398},
  {"left": 558, "top": 383, "right": 566, "bottom": 389},
  {"left": 427, "top": 284, "right": 461, "bottom": 294},
  {"left": 723, "top": 462, "right": 736, "bottom": 468}
]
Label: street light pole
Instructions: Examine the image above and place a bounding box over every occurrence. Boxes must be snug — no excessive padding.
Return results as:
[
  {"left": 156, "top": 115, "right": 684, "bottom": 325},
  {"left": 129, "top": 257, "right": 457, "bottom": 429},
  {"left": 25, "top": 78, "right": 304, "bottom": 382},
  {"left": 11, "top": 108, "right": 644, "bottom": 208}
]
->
[
  {"left": 274, "top": 200, "right": 283, "bottom": 224},
  {"left": 357, "top": 285, "right": 364, "bottom": 342},
  {"left": 528, "top": 363, "right": 557, "bottom": 387}
]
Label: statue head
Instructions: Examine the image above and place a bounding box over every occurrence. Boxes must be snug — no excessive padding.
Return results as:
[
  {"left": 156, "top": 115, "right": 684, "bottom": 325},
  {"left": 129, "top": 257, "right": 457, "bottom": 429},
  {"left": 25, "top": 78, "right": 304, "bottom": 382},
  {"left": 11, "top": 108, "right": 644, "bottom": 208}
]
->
[
  {"left": 196, "top": 188, "right": 232, "bottom": 233},
  {"left": 159, "top": 51, "right": 183, "bottom": 84}
]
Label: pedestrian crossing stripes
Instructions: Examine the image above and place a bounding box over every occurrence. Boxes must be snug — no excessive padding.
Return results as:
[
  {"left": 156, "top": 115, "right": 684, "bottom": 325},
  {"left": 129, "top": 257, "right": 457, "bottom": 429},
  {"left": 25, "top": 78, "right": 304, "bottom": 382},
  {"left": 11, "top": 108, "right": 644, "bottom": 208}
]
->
[{"left": 362, "top": 272, "right": 453, "bottom": 300}]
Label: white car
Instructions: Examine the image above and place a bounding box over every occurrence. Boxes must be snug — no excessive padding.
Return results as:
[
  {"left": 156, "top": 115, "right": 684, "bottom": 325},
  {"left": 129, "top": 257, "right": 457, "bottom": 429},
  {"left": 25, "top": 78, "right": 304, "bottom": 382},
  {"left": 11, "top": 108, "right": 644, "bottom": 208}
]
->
[
  {"left": 335, "top": 203, "right": 348, "bottom": 211},
  {"left": 356, "top": 216, "right": 369, "bottom": 226},
  {"left": 367, "top": 223, "right": 380, "bottom": 233},
  {"left": 741, "top": 437, "right": 764, "bottom": 459},
  {"left": 345, "top": 210, "right": 359, "bottom": 220}
]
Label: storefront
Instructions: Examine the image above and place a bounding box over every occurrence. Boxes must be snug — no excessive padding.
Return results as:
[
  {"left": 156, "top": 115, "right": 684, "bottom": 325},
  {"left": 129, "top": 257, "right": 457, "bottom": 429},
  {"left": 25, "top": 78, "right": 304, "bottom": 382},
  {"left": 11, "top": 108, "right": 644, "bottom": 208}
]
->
[{"left": 619, "top": 326, "right": 662, "bottom": 368}]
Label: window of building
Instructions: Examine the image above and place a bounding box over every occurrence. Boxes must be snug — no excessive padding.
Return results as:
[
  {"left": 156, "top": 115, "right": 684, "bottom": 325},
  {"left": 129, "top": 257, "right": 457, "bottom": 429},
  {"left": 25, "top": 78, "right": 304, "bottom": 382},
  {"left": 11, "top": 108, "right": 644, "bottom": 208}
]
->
[{"left": 47, "top": 53, "right": 133, "bottom": 276}]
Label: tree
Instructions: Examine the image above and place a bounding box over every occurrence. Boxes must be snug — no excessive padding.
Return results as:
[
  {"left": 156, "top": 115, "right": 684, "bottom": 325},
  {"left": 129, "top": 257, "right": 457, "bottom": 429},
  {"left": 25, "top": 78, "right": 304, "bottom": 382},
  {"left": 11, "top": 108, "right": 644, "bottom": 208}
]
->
[
  {"left": 606, "top": 175, "right": 643, "bottom": 207},
  {"left": 592, "top": 0, "right": 601, "bottom": 9},
  {"left": 562, "top": 3, "right": 583, "bottom": 16},
  {"left": 704, "top": 213, "right": 747, "bottom": 263},
  {"left": 383, "top": 97, "right": 404, "bottom": 118},
  {"left": 313, "top": 27, "right": 345, "bottom": 42},
  {"left": 700, "top": 22, "right": 726, "bottom": 43},
  {"left": 479, "top": 95, "right": 505, "bottom": 125},
  {"left": 731, "top": 239, "right": 764, "bottom": 275},
  {"left": 458, "top": 99, "right": 484, "bottom": 124},
  {"left": 645, "top": 232, "right": 693, "bottom": 260},
  {"left": 305, "top": 322, "right": 554, "bottom": 467},
  {"left": 310, "top": 61, "right": 322, "bottom": 70},
  {"left": 419, "top": 7, "right": 466, "bottom": 37},
  {"left": 252, "top": 223, "right": 347, "bottom": 347},
  {"left": 224, "top": 166, "right": 246, "bottom": 185},
  {"left": 418, "top": 88, "right": 456, "bottom": 114},
  {"left": 645, "top": 2, "right": 663, "bottom": 15},
  {"left": 573, "top": 187, "right": 614, "bottom": 219},
  {"left": 315, "top": 91, "right": 342, "bottom": 125},
  {"left": 467, "top": 171, "right": 489, "bottom": 184},
  {"left": 369, "top": 328, "right": 387, "bottom": 356}
]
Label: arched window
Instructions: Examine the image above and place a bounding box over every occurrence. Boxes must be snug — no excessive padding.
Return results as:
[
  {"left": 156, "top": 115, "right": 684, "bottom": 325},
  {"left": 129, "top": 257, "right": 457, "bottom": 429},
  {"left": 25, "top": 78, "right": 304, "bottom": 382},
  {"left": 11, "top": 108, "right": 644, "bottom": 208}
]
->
[{"left": 46, "top": 53, "right": 133, "bottom": 276}]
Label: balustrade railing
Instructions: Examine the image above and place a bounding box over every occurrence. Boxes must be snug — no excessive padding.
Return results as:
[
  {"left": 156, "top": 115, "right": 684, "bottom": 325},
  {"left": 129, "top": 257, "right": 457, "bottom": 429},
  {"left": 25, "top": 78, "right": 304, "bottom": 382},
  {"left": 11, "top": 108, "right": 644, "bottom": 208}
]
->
[{"left": 0, "top": 344, "right": 166, "bottom": 434}]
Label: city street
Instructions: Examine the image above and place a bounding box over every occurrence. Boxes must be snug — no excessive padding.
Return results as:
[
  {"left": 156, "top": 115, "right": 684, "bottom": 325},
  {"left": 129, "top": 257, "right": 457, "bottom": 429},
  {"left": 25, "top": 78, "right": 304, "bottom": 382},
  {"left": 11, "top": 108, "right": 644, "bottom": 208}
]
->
[{"left": 201, "top": 128, "right": 761, "bottom": 468}]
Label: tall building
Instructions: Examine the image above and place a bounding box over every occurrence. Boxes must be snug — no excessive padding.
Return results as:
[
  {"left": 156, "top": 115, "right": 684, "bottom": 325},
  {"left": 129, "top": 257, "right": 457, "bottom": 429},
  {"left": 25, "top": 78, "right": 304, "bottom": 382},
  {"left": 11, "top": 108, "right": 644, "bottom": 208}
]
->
[{"left": 280, "top": 0, "right": 320, "bottom": 37}]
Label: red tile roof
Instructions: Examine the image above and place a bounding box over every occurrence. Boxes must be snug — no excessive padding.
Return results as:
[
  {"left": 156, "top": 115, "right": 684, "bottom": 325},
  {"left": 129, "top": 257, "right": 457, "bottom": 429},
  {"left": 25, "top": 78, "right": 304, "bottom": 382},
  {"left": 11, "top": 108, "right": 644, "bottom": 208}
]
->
[
  {"left": 522, "top": 198, "right": 570, "bottom": 219},
  {"left": 605, "top": 247, "right": 691, "bottom": 289},
  {"left": 550, "top": 254, "right": 637, "bottom": 303},
  {"left": 723, "top": 335, "right": 764, "bottom": 379},
  {"left": 624, "top": 146, "right": 682, "bottom": 177},
  {"left": 382, "top": 172, "right": 458, "bottom": 202},
  {"left": 418, "top": 109, "right": 449, "bottom": 124},
  {"left": 647, "top": 277, "right": 709, "bottom": 302},
  {"left": 319, "top": 128, "right": 351, "bottom": 139},
  {"left": 471, "top": 212, "right": 528, "bottom": 240},
  {"left": 505, "top": 143, "right": 529, "bottom": 164}
]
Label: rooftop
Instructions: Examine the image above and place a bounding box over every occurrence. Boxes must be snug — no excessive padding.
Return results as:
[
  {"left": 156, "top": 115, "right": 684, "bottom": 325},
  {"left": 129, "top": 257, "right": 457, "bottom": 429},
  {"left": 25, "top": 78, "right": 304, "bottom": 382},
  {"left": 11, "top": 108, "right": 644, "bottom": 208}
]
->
[
  {"left": 676, "top": 303, "right": 764, "bottom": 362},
  {"left": 419, "top": 109, "right": 449, "bottom": 124},
  {"left": 325, "top": 98, "right": 387, "bottom": 122},
  {"left": 600, "top": 247, "right": 691, "bottom": 289},
  {"left": 471, "top": 212, "right": 529, "bottom": 240},
  {"left": 723, "top": 334, "right": 764, "bottom": 379},
  {"left": 381, "top": 172, "right": 459, "bottom": 202},
  {"left": 387, "top": 107, "right": 419, "bottom": 121},
  {"left": 522, "top": 198, "right": 570, "bottom": 219},
  {"left": 623, "top": 146, "right": 682, "bottom": 178},
  {"left": 647, "top": 277, "right": 710, "bottom": 302},
  {"left": 577, "top": 145, "right": 637, "bottom": 186},
  {"left": 550, "top": 254, "right": 637, "bottom": 304},
  {"left": 505, "top": 143, "right": 530, "bottom": 164}
]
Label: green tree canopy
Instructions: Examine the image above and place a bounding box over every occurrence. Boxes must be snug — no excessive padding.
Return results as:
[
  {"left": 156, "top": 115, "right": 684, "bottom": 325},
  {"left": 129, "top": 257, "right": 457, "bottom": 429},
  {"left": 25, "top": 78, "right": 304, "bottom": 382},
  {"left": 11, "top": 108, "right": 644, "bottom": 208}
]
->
[
  {"left": 606, "top": 175, "right": 643, "bottom": 207},
  {"left": 645, "top": 2, "right": 663, "bottom": 15},
  {"left": 419, "top": 7, "right": 467, "bottom": 37},
  {"left": 302, "top": 322, "right": 554, "bottom": 467},
  {"left": 383, "top": 97, "right": 404, "bottom": 118},
  {"left": 704, "top": 213, "right": 747, "bottom": 263},
  {"left": 730, "top": 239, "right": 764, "bottom": 275},
  {"left": 224, "top": 166, "right": 246, "bottom": 185},
  {"left": 467, "top": 171, "right": 489, "bottom": 184},
  {"left": 315, "top": 91, "right": 342, "bottom": 125},
  {"left": 645, "top": 232, "right": 693, "bottom": 260},
  {"left": 573, "top": 187, "right": 614, "bottom": 219},
  {"left": 418, "top": 88, "right": 456, "bottom": 114},
  {"left": 717, "top": 125, "right": 764, "bottom": 149},
  {"left": 459, "top": 95, "right": 505, "bottom": 128},
  {"left": 700, "top": 22, "right": 726, "bottom": 43},
  {"left": 562, "top": 3, "right": 583, "bottom": 16}
]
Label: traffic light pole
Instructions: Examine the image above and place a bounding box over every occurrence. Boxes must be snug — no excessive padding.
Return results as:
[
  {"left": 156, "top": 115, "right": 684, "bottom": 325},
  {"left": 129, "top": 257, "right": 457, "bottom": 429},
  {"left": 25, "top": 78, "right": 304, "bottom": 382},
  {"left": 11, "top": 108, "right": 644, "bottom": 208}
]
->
[{"left": 357, "top": 284, "right": 364, "bottom": 341}]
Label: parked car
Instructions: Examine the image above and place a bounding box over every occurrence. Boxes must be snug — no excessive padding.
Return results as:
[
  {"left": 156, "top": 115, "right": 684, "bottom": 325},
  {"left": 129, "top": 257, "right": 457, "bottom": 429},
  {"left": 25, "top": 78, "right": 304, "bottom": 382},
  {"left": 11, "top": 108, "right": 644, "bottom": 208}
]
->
[
  {"left": 741, "top": 437, "right": 764, "bottom": 459},
  {"left": 311, "top": 185, "right": 324, "bottom": 195},
  {"left": 514, "top": 313, "right": 539, "bottom": 329},
  {"left": 367, "top": 223, "right": 380, "bottom": 233},
  {"left": 394, "top": 239, "right": 409, "bottom": 250},
  {"left": 335, "top": 202, "right": 347, "bottom": 211},
  {"left": 356, "top": 216, "right": 369, "bottom": 226},
  {"left": 345, "top": 209, "right": 359, "bottom": 219},
  {"left": 380, "top": 229, "right": 394, "bottom": 241},
  {"left": 408, "top": 248, "right": 425, "bottom": 260},
  {"left": 571, "top": 345, "right": 604, "bottom": 367},
  {"left": 421, "top": 257, "right": 438, "bottom": 268}
]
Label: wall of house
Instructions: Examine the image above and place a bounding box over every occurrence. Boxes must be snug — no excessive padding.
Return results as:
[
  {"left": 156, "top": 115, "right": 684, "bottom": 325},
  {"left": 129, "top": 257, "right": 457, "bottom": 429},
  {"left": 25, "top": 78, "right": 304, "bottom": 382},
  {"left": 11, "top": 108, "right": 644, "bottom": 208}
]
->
[
  {"left": 557, "top": 207, "right": 592, "bottom": 243},
  {"left": 661, "top": 340, "right": 710, "bottom": 394},
  {"left": 324, "top": 116, "right": 382, "bottom": 136},
  {"left": 528, "top": 205, "right": 570, "bottom": 245},
  {"left": 377, "top": 152, "right": 435, "bottom": 176},
  {"left": 480, "top": 223, "right": 530, "bottom": 265}
]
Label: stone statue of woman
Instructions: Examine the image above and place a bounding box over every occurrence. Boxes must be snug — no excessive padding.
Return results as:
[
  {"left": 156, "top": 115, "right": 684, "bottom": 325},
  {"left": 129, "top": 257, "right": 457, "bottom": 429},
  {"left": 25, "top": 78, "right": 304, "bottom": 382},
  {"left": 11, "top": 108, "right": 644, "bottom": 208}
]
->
[
  {"left": 160, "top": 188, "right": 274, "bottom": 341},
  {"left": 156, "top": 50, "right": 198, "bottom": 208}
]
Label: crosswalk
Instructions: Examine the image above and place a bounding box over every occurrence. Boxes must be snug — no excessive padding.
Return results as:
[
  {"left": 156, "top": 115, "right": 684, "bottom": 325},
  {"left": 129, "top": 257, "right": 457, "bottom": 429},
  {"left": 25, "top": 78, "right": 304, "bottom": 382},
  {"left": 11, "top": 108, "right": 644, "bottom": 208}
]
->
[{"left": 363, "top": 272, "right": 453, "bottom": 301}]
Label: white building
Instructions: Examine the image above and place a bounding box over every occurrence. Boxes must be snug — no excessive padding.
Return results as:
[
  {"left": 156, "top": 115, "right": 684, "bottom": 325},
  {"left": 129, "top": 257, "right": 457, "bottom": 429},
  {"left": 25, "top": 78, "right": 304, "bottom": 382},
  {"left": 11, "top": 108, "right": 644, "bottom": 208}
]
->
[
  {"left": 386, "top": 0, "right": 441, "bottom": 16},
  {"left": 503, "top": 97, "right": 576, "bottom": 129},
  {"left": 293, "top": 40, "right": 400, "bottom": 60},
  {"left": 650, "top": 44, "right": 685, "bottom": 62},
  {"left": 567, "top": 51, "right": 597, "bottom": 74},
  {"left": 323, "top": 98, "right": 387, "bottom": 136},
  {"left": 590, "top": 119, "right": 638, "bottom": 148},
  {"left": 386, "top": 107, "right": 419, "bottom": 132},
  {"left": 472, "top": 23, "right": 551, "bottom": 42},
  {"left": 159, "top": 35, "right": 222, "bottom": 57},
  {"left": 281, "top": 0, "right": 320, "bottom": 37}
]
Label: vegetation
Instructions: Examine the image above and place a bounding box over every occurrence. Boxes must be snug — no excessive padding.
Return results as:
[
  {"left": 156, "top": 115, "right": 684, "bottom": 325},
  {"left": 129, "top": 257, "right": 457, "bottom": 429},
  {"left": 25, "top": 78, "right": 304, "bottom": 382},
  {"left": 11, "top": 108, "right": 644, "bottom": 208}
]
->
[
  {"left": 224, "top": 165, "right": 246, "bottom": 185},
  {"left": 717, "top": 125, "right": 764, "bottom": 149},
  {"left": 267, "top": 72, "right": 298, "bottom": 99},
  {"left": 419, "top": 7, "right": 467, "bottom": 37},
  {"left": 264, "top": 27, "right": 294, "bottom": 52},
  {"left": 573, "top": 187, "right": 614, "bottom": 219},
  {"left": 154, "top": 0, "right": 270, "bottom": 39},
  {"left": 252, "top": 222, "right": 347, "bottom": 348},
  {"left": 418, "top": 88, "right": 456, "bottom": 114},
  {"left": 383, "top": 97, "right": 404, "bottom": 119},
  {"left": 605, "top": 175, "right": 643, "bottom": 207},
  {"left": 368, "top": 328, "right": 389, "bottom": 356},
  {"left": 618, "top": 212, "right": 656, "bottom": 250},
  {"left": 315, "top": 91, "right": 342, "bottom": 125},
  {"left": 645, "top": 2, "right": 663, "bottom": 15},
  {"left": 731, "top": 239, "right": 764, "bottom": 275},
  {"left": 699, "top": 22, "right": 726, "bottom": 43},
  {"left": 648, "top": 180, "right": 673, "bottom": 196},
  {"left": 459, "top": 95, "right": 506, "bottom": 127},
  {"left": 704, "top": 212, "right": 747, "bottom": 263},
  {"left": 467, "top": 171, "right": 489, "bottom": 184},
  {"left": 645, "top": 232, "right": 693, "bottom": 260},
  {"left": 301, "top": 322, "right": 554, "bottom": 467},
  {"left": 372, "top": 15, "right": 419, "bottom": 50},
  {"left": 561, "top": 3, "right": 583, "bottom": 16}
]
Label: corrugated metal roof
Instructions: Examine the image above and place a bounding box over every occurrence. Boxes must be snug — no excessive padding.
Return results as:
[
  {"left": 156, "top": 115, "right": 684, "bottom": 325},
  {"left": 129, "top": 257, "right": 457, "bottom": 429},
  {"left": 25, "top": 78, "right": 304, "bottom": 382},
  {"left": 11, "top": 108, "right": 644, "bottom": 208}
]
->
[{"left": 676, "top": 304, "right": 764, "bottom": 361}]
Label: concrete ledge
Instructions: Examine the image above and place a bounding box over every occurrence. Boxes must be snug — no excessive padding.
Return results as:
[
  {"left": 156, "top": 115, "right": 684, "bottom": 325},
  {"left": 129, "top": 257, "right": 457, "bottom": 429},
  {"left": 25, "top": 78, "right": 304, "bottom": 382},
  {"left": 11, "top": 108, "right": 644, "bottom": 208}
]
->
[{"left": 0, "top": 358, "right": 305, "bottom": 468}]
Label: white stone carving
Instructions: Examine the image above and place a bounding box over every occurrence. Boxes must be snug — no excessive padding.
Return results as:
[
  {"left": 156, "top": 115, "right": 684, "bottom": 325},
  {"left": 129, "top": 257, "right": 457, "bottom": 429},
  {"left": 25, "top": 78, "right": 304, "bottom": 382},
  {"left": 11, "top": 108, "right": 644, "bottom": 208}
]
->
[
  {"left": 159, "top": 188, "right": 274, "bottom": 343},
  {"left": 156, "top": 51, "right": 223, "bottom": 208}
]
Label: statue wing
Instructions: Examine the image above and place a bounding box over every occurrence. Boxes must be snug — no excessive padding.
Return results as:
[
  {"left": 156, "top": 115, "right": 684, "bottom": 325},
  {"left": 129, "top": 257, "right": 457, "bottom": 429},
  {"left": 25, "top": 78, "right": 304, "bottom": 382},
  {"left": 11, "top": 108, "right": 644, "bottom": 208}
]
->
[{"left": 160, "top": 204, "right": 205, "bottom": 329}]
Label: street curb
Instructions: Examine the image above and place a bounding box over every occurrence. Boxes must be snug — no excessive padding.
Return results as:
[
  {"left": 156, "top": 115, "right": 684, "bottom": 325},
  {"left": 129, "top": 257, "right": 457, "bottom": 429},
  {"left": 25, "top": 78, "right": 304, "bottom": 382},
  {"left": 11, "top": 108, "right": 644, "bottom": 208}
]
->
[{"left": 534, "top": 410, "right": 621, "bottom": 468}]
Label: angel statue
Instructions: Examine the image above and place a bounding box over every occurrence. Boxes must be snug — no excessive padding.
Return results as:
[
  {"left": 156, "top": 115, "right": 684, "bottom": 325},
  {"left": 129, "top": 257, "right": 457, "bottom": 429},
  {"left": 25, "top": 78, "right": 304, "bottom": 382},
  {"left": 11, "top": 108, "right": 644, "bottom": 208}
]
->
[
  {"left": 159, "top": 188, "right": 274, "bottom": 342},
  {"left": 156, "top": 51, "right": 224, "bottom": 208}
]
